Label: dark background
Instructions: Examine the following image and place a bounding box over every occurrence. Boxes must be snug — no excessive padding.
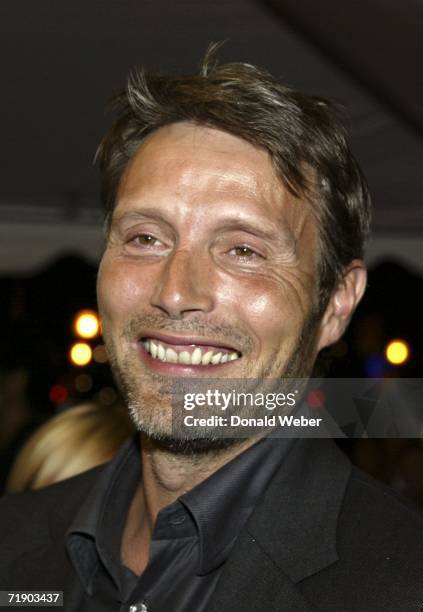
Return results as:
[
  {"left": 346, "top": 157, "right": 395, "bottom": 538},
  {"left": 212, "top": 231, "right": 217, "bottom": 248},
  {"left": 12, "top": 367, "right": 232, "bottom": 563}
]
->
[{"left": 0, "top": 0, "right": 422, "bottom": 499}]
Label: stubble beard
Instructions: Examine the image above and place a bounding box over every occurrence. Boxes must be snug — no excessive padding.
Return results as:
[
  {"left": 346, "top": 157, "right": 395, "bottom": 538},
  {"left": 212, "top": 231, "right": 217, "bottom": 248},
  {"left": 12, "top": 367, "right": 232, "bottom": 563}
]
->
[{"left": 103, "top": 311, "right": 320, "bottom": 456}]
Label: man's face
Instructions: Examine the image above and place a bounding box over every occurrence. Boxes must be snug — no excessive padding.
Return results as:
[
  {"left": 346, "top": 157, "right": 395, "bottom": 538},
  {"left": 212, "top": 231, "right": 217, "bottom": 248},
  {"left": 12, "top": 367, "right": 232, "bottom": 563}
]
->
[{"left": 97, "top": 122, "right": 322, "bottom": 438}]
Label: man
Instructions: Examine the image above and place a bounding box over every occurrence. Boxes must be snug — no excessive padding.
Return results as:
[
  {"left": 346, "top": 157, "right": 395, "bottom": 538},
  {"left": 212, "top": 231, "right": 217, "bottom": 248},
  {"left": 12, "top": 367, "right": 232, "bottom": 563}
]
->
[{"left": 1, "top": 46, "right": 423, "bottom": 611}]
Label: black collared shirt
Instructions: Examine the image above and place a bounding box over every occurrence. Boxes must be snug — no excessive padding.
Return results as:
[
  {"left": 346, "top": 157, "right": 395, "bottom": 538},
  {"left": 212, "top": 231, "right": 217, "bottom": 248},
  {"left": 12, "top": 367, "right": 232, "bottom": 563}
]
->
[{"left": 66, "top": 436, "right": 292, "bottom": 612}]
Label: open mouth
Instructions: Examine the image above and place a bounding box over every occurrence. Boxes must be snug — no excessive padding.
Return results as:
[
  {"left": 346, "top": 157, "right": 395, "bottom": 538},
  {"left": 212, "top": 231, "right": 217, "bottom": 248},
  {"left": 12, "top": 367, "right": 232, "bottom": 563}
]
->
[{"left": 141, "top": 337, "right": 241, "bottom": 366}]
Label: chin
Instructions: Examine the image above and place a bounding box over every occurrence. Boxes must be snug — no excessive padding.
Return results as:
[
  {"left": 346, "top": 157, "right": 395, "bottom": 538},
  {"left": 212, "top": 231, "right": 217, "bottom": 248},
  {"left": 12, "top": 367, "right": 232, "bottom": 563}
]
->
[{"left": 126, "top": 394, "right": 246, "bottom": 453}]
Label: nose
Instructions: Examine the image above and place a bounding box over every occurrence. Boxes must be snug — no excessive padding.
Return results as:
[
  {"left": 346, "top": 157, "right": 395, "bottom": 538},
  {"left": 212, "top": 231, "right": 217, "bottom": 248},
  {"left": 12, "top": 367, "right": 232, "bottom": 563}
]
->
[{"left": 151, "top": 249, "right": 215, "bottom": 319}]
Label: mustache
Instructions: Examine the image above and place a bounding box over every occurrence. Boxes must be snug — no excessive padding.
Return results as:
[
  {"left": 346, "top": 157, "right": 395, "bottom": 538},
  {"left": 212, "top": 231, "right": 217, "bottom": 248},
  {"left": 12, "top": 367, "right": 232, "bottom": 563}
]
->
[{"left": 122, "top": 312, "right": 254, "bottom": 353}]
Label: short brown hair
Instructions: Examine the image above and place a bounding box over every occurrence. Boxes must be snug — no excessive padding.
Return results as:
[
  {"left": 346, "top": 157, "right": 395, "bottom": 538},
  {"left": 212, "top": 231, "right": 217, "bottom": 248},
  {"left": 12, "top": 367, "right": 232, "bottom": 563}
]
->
[{"left": 96, "top": 43, "right": 371, "bottom": 311}]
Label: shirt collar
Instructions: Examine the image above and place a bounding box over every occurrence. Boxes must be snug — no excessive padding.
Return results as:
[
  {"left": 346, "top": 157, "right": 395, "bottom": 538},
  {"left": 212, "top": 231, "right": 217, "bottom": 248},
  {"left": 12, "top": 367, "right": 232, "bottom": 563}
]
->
[
  {"left": 66, "top": 434, "right": 293, "bottom": 590},
  {"left": 66, "top": 437, "right": 141, "bottom": 594},
  {"left": 179, "top": 436, "right": 293, "bottom": 574}
]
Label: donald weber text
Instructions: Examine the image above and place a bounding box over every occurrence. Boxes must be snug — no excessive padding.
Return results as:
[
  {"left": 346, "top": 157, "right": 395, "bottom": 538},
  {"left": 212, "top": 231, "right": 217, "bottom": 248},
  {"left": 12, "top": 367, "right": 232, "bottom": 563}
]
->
[{"left": 184, "top": 415, "right": 323, "bottom": 428}]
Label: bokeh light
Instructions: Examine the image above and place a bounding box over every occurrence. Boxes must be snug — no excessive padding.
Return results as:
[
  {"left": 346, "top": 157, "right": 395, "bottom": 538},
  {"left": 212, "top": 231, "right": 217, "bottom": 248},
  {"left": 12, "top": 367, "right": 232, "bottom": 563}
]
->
[
  {"left": 49, "top": 384, "right": 68, "bottom": 405},
  {"left": 98, "top": 387, "right": 117, "bottom": 405},
  {"left": 93, "top": 344, "right": 108, "bottom": 364},
  {"left": 70, "top": 342, "right": 92, "bottom": 366},
  {"left": 385, "top": 339, "right": 410, "bottom": 365},
  {"left": 307, "top": 389, "right": 326, "bottom": 409},
  {"left": 74, "top": 373, "right": 93, "bottom": 392},
  {"left": 73, "top": 310, "right": 100, "bottom": 339},
  {"left": 365, "top": 353, "right": 386, "bottom": 378}
]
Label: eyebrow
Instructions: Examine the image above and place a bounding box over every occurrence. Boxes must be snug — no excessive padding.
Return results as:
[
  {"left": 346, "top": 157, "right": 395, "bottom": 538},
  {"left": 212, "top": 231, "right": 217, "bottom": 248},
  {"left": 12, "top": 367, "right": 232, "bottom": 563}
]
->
[
  {"left": 212, "top": 219, "right": 281, "bottom": 242},
  {"left": 107, "top": 208, "right": 171, "bottom": 236},
  {"left": 110, "top": 208, "right": 168, "bottom": 226}
]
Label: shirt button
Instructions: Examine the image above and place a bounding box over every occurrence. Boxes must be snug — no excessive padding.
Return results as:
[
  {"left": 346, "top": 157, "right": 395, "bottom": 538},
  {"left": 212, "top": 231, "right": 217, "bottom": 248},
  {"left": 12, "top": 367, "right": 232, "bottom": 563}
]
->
[{"left": 129, "top": 604, "right": 148, "bottom": 612}]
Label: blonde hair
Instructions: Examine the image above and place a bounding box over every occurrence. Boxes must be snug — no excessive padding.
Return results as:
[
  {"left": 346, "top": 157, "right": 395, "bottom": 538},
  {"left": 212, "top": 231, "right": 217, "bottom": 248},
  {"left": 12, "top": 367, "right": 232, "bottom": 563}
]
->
[{"left": 6, "top": 402, "right": 135, "bottom": 493}]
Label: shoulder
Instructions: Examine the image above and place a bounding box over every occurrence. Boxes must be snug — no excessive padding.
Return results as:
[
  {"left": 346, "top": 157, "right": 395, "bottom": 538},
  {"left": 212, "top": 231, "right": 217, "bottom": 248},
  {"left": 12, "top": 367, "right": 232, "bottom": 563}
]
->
[
  {"left": 340, "top": 465, "right": 423, "bottom": 553},
  {"left": 291, "top": 454, "right": 423, "bottom": 609},
  {"left": 341, "top": 465, "right": 423, "bottom": 543},
  {"left": 0, "top": 464, "right": 106, "bottom": 542},
  {"left": 316, "top": 466, "right": 423, "bottom": 608},
  {"left": 0, "top": 463, "right": 106, "bottom": 511},
  {"left": 0, "top": 466, "right": 107, "bottom": 589}
]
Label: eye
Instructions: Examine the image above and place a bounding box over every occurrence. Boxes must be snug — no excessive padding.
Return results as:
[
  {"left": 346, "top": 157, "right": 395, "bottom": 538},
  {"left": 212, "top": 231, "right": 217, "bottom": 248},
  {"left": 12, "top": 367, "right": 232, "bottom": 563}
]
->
[
  {"left": 230, "top": 245, "right": 261, "bottom": 258},
  {"left": 128, "top": 233, "right": 162, "bottom": 247}
]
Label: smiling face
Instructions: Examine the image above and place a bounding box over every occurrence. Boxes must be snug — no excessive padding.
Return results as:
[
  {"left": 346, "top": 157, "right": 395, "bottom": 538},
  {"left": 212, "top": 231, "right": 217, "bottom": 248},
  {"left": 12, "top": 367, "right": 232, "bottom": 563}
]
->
[{"left": 97, "top": 122, "right": 327, "bottom": 440}]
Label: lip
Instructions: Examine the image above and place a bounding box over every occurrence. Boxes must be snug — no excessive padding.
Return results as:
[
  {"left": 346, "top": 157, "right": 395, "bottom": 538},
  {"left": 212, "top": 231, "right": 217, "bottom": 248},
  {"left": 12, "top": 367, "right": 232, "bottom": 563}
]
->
[
  {"left": 139, "top": 331, "right": 240, "bottom": 353},
  {"left": 135, "top": 341, "right": 242, "bottom": 377}
]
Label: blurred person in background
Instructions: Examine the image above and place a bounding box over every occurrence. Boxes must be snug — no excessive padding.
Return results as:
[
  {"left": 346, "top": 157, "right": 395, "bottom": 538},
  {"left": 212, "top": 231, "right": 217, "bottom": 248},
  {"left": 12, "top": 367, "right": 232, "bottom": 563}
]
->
[
  {"left": 6, "top": 402, "right": 135, "bottom": 493},
  {"left": 0, "top": 368, "right": 35, "bottom": 493}
]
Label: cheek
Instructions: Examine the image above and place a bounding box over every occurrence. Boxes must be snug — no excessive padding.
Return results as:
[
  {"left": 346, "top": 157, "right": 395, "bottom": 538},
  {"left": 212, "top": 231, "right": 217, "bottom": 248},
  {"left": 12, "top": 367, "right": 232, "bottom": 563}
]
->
[
  {"left": 227, "top": 278, "right": 309, "bottom": 349},
  {"left": 97, "top": 259, "right": 151, "bottom": 323},
  {"left": 228, "top": 281, "right": 285, "bottom": 335},
  {"left": 248, "top": 291, "right": 286, "bottom": 335}
]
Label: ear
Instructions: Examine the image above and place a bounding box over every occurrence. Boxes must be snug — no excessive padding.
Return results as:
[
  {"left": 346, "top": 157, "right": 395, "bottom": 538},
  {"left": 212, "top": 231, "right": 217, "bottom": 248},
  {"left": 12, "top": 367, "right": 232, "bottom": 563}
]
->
[{"left": 316, "top": 260, "right": 367, "bottom": 351}]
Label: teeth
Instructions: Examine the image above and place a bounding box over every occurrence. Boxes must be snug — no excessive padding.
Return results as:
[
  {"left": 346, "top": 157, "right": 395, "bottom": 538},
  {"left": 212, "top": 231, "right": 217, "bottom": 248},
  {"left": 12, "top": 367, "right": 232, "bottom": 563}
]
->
[
  {"left": 143, "top": 340, "right": 240, "bottom": 366},
  {"left": 150, "top": 340, "right": 158, "bottom": 359},
  {"left": 157, "top": 343, "right": 166, "bottom": 361},
  {"left": 201, "top": 350, "right": 214, "bottom": 365},
  {"left": 166, "top": 347, "right": 178, "bottom": 363},
  {"left": 178, "top": 351, "right": 191, "bottom": 364},
  {"left": 211, "top": 352, "right": 222, "bottom": 365},
  {"left": 191, "top": 347, "right": 202, "bottom": 365}
]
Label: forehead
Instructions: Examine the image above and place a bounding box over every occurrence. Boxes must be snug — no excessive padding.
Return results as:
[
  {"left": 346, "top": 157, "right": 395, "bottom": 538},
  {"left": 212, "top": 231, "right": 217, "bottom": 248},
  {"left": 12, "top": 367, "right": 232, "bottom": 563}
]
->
[
  {"left": 119, "top": 122, "right": 279, "bottom": 194},
  {"left": 115, "top": 122, "right": 313, "bottom": 237}
]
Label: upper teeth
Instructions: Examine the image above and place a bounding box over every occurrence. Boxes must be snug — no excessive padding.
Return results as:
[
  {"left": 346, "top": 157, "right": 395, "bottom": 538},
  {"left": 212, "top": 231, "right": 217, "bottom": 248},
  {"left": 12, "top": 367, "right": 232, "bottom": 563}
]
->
[{"left": 143, "top": 339, "right": 240, "bottom": 365}]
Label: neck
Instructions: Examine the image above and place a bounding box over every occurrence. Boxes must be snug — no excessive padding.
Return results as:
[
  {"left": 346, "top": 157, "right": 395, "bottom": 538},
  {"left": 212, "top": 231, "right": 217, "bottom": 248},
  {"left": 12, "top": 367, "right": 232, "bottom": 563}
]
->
[
  {"left": 140, "top": 433, "right": 259, "bottom": 520},
  {"left": 121, "top": 433, "right": 260, "bottom": 574}
]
